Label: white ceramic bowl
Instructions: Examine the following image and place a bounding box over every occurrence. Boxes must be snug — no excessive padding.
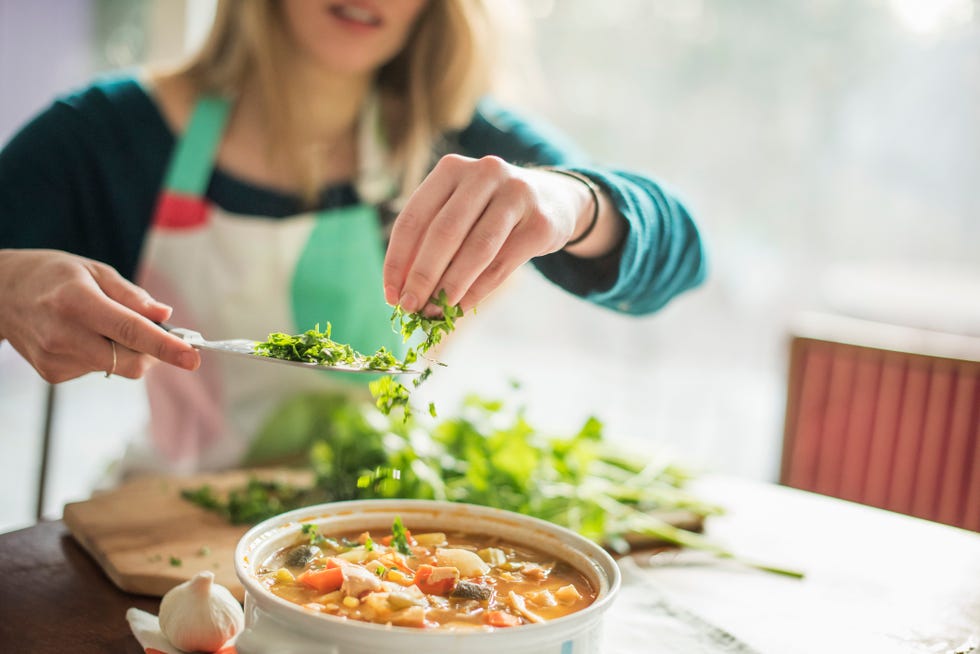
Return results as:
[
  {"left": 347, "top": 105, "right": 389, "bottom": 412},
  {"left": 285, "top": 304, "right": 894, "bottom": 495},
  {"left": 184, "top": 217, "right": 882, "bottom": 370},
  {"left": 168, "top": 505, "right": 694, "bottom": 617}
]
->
[{"left": 234, "top": 499, "right": 621, "bottom": 654}]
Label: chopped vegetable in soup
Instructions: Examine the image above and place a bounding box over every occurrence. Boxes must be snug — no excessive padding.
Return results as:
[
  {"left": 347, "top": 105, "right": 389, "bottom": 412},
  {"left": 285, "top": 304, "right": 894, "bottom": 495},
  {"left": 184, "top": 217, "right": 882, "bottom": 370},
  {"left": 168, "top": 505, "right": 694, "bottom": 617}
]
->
[{"left": 256, "top": 519, "right": 595, "bottom": 630}]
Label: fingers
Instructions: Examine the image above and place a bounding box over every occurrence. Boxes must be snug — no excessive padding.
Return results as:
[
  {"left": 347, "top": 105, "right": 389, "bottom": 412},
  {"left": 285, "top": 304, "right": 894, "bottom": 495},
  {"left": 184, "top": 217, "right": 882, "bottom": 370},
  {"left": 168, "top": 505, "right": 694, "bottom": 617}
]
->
[
  {"left": 385, "top": 155, "right": 524, "bottom": 313},
  {"left": 430, "top": 193, "right": 523, "bottom": 309},
  {"left": 81, "top": 297, "right": 199, "bottom": 371},
  {"left": 397, "top": 180, "right": 500, "bottom": 312},
  {"left": 87, "top": 261, "right": 173, "bottom": 323},
  {"left": 2, "top": 250, "right": 197, "bottom": 383},
  {"left": 57, "top": 273, "right": 200, "bottom": 372},
  {"left": 383, "top": 157, "right": 462, "bottom": 307},
  {"left": 457, "top": 221, "right": 545, "bottom": 312},
  {"left": 98, "top": 338, "right": 158, "bottom": 380},
  {"left": 25, "top": 322, "right": 159, "bottom": 383}
]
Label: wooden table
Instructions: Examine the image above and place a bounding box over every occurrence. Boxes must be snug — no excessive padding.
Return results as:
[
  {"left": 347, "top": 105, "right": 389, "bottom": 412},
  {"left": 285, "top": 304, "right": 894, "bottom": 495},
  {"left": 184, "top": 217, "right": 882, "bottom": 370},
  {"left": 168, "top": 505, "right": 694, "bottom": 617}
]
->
[{"left": 0, "top": 477, "right": 977, "bottom": 653}]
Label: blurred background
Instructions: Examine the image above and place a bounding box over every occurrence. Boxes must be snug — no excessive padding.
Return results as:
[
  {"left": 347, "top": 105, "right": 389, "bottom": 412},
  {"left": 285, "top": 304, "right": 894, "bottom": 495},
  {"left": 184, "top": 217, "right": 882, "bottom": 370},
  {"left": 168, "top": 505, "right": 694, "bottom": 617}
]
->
[{"left": 1, "top": 0, "right": 978, "bottom": 533}]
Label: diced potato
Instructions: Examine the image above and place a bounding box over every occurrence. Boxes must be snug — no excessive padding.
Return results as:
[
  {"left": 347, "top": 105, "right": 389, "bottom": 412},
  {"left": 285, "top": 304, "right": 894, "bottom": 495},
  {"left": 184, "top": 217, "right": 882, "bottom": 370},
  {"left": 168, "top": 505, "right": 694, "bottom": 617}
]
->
[
  {"left": 520, "top": 563, "right": 550, "bottom": 580},
  {"left": 525, "top": 589, "right": 556, "bottom": 607},
  {"left": 388, "top": 605, "right": 426, "bottom": 628},
  {"left": 275, "top": 567, "right": 295, "bottom": 583},
  {"left": 436, "top": 548, "right": 490, "bottom": 577},
  {"left": 361, "top": 592, "right": 392, "bottom": 619},
  {"left": 338, "top": 547, "right": 370, "bottom": 563},
  {"left": 315, "top": 590, "right": 344, "bottom": 605},
  {"left": 507, "top": 591, "right": 545, "bottom": 623},
  {"left": 343, "top": 596, "right": 360, "bottom": 609},
  {"left": 413, "top": 532, "right": 447, "bottom": 547},
  {"left": 554, "top": 584, "right": 583, "bottom": 604},
  {"left": 477, "top": 547, "right": 507, "bottom": 567},
  {"left": 387, "top": 591, "right": 422, "bottom": 610}
]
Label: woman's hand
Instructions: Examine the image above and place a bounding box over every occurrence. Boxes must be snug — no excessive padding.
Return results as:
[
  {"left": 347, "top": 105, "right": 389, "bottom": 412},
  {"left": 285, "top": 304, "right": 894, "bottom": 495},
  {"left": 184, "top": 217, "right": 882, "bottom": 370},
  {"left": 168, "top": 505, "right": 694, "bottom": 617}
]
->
[
  {"left": 0, "top": 249, "right": 200, "bottom": 383},
  {"left": 383, "top": 155, "right": 624, "bottom": 314}
]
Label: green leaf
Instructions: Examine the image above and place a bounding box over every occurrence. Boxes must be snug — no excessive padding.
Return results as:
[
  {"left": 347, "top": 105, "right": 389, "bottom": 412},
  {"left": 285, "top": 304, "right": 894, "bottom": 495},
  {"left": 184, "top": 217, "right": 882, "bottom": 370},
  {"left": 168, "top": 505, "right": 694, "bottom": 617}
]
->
[{"left": 391, "top": 516, "right": 411, "bottom": 555}]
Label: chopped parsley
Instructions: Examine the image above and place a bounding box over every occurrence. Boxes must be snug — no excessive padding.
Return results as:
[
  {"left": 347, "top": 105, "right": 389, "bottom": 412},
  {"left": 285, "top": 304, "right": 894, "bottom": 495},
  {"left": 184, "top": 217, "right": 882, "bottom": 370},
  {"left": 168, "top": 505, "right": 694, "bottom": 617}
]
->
[
  {"left": 368, "top": 376, "right": 411, "bottom": 416},
  {"left": 369, "top": 290, "right": 464, "bottom": 420},
  {"left": 301, "top": 523, "right": 324, "bottom": 545},
  {"left": 251, "top": 290, "right": 465, "bottom": 421},
  {"left": 253, "top": 323, "right": 398, "bottom": 372},
  {"left": 390, "top": 289, "right": 463, "bottom": 355},
  {"left": 391, "top": 516, "right": 412, "bottom": 556}
]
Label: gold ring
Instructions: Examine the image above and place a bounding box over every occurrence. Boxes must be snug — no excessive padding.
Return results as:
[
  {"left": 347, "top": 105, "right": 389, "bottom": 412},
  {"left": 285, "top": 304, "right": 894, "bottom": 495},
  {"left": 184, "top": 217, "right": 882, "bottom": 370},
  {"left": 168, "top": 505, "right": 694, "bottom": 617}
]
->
[{"left": 105, "top": 340, "right": 117, "bottom": 378}]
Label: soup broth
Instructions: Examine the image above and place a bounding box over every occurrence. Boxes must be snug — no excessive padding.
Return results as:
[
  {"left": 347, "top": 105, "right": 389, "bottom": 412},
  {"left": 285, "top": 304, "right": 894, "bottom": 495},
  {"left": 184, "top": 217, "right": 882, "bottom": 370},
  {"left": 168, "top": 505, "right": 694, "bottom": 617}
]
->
[{"left": 256, "top": 519, "right": 596, "bottom": 630}]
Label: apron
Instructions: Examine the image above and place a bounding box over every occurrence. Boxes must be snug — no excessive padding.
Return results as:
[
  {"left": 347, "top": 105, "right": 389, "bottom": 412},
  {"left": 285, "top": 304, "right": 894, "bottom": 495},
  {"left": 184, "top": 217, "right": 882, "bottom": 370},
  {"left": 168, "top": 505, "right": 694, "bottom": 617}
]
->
[{"left": 128, "top": 94, "right": 403, "bottom": 474}]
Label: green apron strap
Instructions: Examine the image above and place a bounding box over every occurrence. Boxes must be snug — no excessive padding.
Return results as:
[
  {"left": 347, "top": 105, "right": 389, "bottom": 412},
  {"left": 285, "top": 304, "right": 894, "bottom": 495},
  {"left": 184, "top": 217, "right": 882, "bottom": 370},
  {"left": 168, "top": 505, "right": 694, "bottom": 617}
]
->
[
  {"left": 162, "top": 96, "right": 232, "bottom": 195},
  {"left": 292, "top": 204, "right": 404, "bottom": 361}
]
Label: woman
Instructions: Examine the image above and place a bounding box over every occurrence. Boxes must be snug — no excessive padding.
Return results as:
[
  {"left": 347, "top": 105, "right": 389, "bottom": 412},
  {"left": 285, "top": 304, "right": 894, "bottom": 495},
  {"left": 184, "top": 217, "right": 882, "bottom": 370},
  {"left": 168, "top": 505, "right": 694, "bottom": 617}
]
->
[{"left": 0, "top": 0, "right": 705, "bottom": 472}]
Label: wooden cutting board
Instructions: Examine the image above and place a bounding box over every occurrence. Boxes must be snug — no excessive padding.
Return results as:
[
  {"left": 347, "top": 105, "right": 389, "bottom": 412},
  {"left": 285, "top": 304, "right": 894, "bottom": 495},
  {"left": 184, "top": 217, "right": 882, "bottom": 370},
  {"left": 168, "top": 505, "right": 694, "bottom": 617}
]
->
[
  {"left": 63, "top": 468, "right": 312, "bottom": 601},
  {"left": 64, "top": 469, "right": 704, "bottom": 602}
]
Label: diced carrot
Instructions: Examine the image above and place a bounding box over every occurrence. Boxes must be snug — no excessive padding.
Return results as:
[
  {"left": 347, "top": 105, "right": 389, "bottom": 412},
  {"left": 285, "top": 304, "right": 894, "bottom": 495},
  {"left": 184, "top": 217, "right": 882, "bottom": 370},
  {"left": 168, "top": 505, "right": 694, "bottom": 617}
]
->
[
  {"left": 297, "top": 566, "right": 344, "bottom": 593},
  {"left": 485, "top": 610, "right": 522, "bottom": 628},
  {"left": 414, "top": 564, "right": 458, "bottom": 595}
]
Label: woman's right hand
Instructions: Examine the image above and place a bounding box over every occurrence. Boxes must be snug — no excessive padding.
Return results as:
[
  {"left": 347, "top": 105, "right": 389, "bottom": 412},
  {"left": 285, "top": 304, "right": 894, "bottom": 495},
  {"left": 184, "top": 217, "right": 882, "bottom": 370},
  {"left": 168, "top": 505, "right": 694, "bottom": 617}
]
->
[{"left": 0, "top": 249, "right": 200, "bottom": 383}]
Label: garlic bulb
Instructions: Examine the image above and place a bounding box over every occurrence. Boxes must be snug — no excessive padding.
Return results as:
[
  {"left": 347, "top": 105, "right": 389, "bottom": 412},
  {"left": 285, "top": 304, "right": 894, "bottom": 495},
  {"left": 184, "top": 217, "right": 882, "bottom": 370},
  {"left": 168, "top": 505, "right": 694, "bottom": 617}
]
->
[{"left": 159, "top": 571, "right": 244, "bottom": 653}]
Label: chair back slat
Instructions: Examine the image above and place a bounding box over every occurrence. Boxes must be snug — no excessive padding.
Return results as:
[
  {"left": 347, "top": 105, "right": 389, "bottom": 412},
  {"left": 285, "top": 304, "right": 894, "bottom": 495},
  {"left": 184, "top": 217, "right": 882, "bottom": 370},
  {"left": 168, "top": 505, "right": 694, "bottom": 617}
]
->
[{"left": 782, "top": 324, "right": 980, "bottom": 532}]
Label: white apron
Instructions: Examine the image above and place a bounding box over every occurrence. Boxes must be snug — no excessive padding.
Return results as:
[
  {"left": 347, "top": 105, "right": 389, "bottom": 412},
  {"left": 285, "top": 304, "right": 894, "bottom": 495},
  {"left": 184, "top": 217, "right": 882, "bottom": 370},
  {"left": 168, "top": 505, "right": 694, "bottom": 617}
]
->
[{"left": 128, "top": 94, "right": 403, "bottom": 474}]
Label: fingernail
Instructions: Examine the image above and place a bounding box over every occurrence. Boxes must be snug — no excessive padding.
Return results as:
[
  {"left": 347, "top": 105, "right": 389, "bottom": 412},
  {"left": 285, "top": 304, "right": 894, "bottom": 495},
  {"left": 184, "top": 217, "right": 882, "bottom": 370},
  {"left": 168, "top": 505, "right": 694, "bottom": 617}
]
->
[
  {"left": 149, "top": 298, "right": 172, "bottom": 312},
  {"left": 178, "top": 351, "right": 198, "bottom": 371},
  {"left": 384, "top": 285, "right": 397, "bottom": 305},
  {"left": 399, "top": 292, "right": 418, "bottom": 312}
]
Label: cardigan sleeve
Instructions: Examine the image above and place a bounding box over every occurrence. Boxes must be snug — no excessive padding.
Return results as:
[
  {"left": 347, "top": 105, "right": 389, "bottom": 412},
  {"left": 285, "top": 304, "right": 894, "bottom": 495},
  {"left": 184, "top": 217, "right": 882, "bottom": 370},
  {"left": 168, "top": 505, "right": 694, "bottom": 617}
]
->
[
  {"left": 0, "top": 77, "right": 169, "bottom": 280},
  {"left": 455, "top": 98, "right": 707, "bottom": 315}
]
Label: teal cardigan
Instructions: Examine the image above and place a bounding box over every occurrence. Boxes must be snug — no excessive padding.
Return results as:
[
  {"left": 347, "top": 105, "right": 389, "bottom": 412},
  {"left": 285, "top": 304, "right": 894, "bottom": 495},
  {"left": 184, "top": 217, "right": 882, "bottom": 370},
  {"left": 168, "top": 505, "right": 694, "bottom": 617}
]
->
[{"left": 0, "top": 76, "right": 706, "bottom": 315}]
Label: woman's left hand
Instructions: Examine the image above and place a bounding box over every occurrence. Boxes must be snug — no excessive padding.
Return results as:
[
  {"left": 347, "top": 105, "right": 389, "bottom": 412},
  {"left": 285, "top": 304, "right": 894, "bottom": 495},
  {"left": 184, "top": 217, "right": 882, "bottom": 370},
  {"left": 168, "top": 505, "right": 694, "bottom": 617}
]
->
[{"left": 383, "top": 154, "right": 611, "bottom": 314}]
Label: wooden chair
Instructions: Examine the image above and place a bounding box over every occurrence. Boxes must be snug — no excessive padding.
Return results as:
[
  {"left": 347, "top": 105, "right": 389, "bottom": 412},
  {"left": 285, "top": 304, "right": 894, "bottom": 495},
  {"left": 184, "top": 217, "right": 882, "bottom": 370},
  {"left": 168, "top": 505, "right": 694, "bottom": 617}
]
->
[{"left": 780, "top": 312, "right": 980, "bottom": 531}]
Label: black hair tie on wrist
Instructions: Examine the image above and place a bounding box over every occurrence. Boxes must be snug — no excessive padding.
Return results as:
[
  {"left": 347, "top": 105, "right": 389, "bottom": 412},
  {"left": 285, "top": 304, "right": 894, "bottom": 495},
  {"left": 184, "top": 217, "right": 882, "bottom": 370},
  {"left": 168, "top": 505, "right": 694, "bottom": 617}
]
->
[{"left": 542, "top": 167, "right": 601, "bottom": 248}]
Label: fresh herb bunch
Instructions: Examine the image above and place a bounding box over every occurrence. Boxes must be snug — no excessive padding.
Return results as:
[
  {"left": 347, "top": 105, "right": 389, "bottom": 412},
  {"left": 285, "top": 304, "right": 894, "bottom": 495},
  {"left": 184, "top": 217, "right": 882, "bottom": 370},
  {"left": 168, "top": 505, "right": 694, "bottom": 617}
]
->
[{"left": 182, "top": 390, "right": 802, "bottom": 578}]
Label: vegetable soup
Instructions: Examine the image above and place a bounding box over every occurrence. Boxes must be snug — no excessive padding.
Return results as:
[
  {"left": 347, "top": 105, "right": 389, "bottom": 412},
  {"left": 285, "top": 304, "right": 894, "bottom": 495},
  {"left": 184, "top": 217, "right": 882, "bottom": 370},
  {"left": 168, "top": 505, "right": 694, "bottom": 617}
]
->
[{"left": 256, "top": 518, "right": 595, "bottom": 630}]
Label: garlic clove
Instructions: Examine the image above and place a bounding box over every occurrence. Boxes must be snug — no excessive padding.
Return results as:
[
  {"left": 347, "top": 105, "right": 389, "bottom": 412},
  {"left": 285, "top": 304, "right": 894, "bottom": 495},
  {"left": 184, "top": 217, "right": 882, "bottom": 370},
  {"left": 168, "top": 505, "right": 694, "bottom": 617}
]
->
[{"left": 159, "top": 571, "right": 244, "bottom": 653}]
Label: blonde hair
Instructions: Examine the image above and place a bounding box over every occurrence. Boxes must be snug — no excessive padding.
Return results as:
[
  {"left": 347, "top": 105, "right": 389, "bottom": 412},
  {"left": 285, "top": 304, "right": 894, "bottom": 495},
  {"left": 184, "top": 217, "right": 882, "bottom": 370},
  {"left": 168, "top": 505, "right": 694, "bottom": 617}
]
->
[{"left": 179, "top": 0, "right": 496, "bottom": 204}]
